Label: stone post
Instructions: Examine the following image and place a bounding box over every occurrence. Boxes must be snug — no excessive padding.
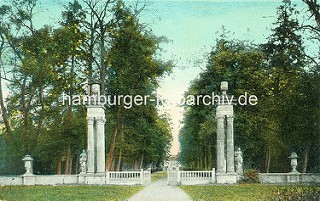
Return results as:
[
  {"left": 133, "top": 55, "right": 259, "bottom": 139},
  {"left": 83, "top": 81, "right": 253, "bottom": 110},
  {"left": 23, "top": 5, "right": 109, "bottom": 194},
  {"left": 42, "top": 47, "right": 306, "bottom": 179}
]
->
[
  {"left": 96, "top": 117, "right": 106, "bottom": 174},
  {"left": 212, "top": 168, "right": 216, "bottom": 183},
  {"left": 177, "top": 166, "right": 181, "bottom": 184},
  {"left": 140, "top": 169, "right": 144, "bottom": 185},
  {"left": 289, "top": 152, "right": 299, "bottom": 173},
  {"left": 22, "top": 155, "right": 34, "bottom": 175},
  {"left": 216, "top": 117, "right": 226, "bottom": 174},
  {"left": 22, "top": 155, "right": 35, "bottom": 185},
  {"left": 106, "top": 171, "right": 110, "bottom": 184},
  {"left": 87, "top": 117, "right": 95, "bottom": 174},
  {"left": 226, "top": 116, "right": 235, "bottom": 173}
]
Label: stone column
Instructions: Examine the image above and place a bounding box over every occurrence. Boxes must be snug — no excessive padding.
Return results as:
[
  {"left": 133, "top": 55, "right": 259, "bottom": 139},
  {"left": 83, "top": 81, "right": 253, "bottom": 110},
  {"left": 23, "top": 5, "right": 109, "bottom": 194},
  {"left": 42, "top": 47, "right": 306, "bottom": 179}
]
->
[
  {"left": 96, "top": 117, "right": 106, "bottom": 174},
  {"left": 226, "top": 116, "right": 235, "bottom": 173},
  {"left": 216, "top": 116, "right": 226, "bottom": 174},
  {"left": 87, "top": 117, "right": 95, "bottom": 174}
]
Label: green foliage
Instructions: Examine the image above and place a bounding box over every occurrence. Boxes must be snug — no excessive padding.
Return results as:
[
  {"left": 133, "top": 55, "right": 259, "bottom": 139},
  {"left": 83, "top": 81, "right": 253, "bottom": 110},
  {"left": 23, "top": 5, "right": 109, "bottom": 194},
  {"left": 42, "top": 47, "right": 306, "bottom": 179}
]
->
[
  {"left": 270, "top": 187, "right": 320, "bottom": 201},
  {"left": 0, "top": 0, "right": 172, "bottom": 174},
  {"left": 179, "top": 0, "right": 320, "bottom": 174},
  {"left": 104, "top": 1, "right": 172, "bottom": 170},
  {"left": 152, "top": 172, "right": 168, "bottom": 182},
  {"left": 242, "top": 169, "right": 260, "bottom": 184},
  {"left": 179, "top": 38, "right": 265, "bottom": 170},
  {"left": 0, "top": 185, "right": 144, "bottom": 201},
  {"left": 180, "top": 185, "right": 320, "bottom": 201}
]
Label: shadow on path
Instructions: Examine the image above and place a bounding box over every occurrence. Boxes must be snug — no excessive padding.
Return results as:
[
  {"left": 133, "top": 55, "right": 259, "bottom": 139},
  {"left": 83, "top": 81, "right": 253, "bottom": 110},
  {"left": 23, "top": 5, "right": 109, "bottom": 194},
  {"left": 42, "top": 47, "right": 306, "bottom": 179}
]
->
[{"left": 127, "top": 178, "right": 192, "bottom": 201}]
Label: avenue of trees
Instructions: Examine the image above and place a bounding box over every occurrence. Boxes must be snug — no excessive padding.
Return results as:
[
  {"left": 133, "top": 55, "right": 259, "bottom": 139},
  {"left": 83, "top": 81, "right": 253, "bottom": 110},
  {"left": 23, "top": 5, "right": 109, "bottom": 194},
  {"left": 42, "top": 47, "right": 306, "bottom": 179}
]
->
[
  {"left": 0, "top": 0, "right": 172, "bottom": 175},
  {"left": 179, "top": 0, "right": 320, "bottom": 173}
]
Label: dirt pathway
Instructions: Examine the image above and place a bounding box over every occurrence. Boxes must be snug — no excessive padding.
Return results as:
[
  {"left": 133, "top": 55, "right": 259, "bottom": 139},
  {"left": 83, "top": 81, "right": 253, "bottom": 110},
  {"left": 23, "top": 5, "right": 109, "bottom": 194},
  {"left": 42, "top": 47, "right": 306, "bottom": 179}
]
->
[{"left": 127, "top": 178, "right": 192, "bottom": 201}]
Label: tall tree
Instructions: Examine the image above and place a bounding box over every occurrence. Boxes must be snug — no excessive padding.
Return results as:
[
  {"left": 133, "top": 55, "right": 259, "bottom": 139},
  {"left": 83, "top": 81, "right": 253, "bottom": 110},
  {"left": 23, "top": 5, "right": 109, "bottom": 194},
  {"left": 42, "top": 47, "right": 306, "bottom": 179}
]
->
[{"left": 105, "top": 1, "right": 172, "bottom": 170}]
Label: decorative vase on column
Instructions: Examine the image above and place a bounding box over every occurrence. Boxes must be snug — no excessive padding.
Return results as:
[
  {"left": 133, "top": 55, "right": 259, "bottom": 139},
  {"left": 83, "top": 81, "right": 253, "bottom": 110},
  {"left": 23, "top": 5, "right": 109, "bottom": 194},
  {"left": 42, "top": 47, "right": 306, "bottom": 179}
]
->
[
  {"left": 289, "top": 152, "right": 299, "bottom": 174},
  {"left": 22, "top": 155, "right": 34, "bottom": 175}
]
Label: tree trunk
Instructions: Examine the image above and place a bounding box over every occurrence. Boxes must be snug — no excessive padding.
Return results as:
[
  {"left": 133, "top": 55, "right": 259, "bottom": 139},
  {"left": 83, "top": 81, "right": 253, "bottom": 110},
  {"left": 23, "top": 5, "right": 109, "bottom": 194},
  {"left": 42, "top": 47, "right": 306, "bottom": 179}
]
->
[
  {"left": 69, "top": 154, "right": 73, "bottom": 175},
  {"left": 36, "top": 85, "right": 44, "bottom": 144},
  {"left": 302, "top": 142, "right": 311, "bottom": 173},
  {"left": 68, "top": 55, "right": 75, "bottom": 121},
  {"left": 100, "top": 27, "right": 105, "bottom": 94},
  {"left": 0, "top": 37, "right": 11, "bottom": 135},
  {"left": 88, "top": 27, "right": 94, "bottom": 96},
  {"left": 65, "top": 148, "right": 71, "bottom": 175},
  {"left": 116, "top": 155, "right": 122, "bottom": 171},
  {"left": 140, "top": 155, "right": 144, "bottom": 170},
  {"left": 57, "top": 153, "right": 62, "bottom": 175},
  {"left": 303, "top": 0, "right": 320, "bottom": 27},
  {"left": 265, "top": 145, "right": 271, "bottom": 173},
  {"left": 105, "top": 107, "right": 123, "bottom": 171},
  {"left": 204, "top": 145, "right": 207, "bottom": 169},
  {"left": 75, "top": 153, "right": 79, "bottom": 175},
  {"left": 111, "top": 160, "right": 116, "bottom": 171},
  {"left": 21, "top": 75, "right": 28, "bottom": 144},
  {"left": 208, "top": 142, "right": 212, "bottom": 169},
  {"left": 116, "top": 125, "right": 123, "bottom": 171},
  {"left": 134, "top": 160, "right": 139, "bottom": 171}
]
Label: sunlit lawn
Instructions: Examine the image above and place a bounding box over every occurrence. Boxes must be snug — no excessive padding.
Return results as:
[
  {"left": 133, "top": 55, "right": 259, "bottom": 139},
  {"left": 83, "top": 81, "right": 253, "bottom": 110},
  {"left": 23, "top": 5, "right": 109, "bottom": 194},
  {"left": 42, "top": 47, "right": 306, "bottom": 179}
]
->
[
  {"left": 180, "top": 184, "right": 320, "bottom": 201},
  {"left": 152, "top": 172, "right": 167, "bottom": 182},
  {"left": 0, "top": 185, "right": 144, "bottom": 201}
]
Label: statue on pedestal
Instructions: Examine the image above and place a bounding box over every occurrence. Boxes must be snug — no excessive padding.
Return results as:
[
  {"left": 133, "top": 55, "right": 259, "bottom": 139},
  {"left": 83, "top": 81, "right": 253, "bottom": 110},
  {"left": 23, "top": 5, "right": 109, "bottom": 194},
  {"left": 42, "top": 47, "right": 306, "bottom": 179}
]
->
[
  {"left": 235, "top": 147, "right": 243, "bottom": 173},
  {"left": 79, "top": 149, "right": 87, "bottom": 174}
]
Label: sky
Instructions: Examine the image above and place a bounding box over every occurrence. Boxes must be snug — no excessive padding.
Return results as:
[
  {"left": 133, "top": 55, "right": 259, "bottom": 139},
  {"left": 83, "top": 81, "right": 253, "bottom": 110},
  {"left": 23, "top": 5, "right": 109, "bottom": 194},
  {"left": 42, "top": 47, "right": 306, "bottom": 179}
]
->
[{"left": 4, "top": 0, "right": 310, "bottom": 155}]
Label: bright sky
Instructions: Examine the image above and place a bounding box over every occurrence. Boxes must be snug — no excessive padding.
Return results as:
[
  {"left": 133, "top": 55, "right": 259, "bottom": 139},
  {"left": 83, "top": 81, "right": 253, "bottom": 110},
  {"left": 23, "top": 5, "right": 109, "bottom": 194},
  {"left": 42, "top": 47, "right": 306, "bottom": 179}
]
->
[{"left": 4, "top": 0, "right": 310, "bottom": 155}]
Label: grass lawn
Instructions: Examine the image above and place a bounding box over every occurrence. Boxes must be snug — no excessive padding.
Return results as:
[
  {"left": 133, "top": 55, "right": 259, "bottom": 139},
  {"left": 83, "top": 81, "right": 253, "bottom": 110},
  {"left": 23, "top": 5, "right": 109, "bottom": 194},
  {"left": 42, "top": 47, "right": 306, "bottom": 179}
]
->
[
  {"left": 151, "top": 172, "right": 167, "bottom": 182},
  {"left": 0, "top": 185, "right": 144, "bottom": 201},
  {"left": 180, "top": 184, "right": 320, "bottom": 201}
]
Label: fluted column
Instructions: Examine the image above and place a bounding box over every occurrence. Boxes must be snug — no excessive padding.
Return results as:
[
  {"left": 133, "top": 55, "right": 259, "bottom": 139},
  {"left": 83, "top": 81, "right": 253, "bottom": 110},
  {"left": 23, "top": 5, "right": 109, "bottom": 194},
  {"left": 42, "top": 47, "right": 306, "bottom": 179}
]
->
[
  {"left": 87, "top": 117, "right": 95, "bottom": 174},
  {"left": 226, "top": 116, "right": 235, "bottom": 173},
  {"left": 96, "top": 117, "right": 106, "bottom": 174},
  {"left": 216, "top": 116, "right": 226, "bottom": 173}
]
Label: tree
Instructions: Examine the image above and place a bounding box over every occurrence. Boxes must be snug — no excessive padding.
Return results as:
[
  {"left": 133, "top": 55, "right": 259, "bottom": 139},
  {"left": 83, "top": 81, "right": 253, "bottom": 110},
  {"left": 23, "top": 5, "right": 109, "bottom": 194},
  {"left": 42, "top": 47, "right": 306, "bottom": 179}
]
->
[
  {"left": 261, "top": 0, "right": 319, "bottom": 173},
  {"left": 104, "top": 1, "right": 172, "bottom": 170}
]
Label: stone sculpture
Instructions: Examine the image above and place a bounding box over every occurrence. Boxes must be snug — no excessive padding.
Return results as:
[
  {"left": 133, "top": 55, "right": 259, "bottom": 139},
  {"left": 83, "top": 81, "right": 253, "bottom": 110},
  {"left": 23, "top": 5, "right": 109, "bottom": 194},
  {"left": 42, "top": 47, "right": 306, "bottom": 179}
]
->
[
  {"left": 22, "top": 155, "right": 34, "bottom": 175},
  {"left": 289, "top": 152, "right": 299, "bottom": 173},
  {"left": 79, "top": 149, "right": 87, "bottom": 174},
  {"left": 235, "top": 147, "right": 243, "bottom": 173}
]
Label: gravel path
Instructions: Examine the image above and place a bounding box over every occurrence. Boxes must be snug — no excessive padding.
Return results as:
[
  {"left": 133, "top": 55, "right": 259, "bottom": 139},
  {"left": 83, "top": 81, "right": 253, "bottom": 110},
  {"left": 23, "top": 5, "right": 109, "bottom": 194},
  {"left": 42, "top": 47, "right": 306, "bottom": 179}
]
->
[{"left": 127, "top": 178, "right": 192, "bottom": 201}]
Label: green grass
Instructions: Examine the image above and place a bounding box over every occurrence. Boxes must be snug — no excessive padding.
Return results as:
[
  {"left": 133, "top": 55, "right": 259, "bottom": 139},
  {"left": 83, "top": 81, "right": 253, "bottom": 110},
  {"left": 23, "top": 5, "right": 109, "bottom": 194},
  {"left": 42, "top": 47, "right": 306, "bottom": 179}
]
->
[
  {"left": 0, "top": 185, "right": 144, "bottom": 201},
  {"left": 180, "top": 184, "right": 320, "bottom": 201},
  {"left": 151, "top": 172, "right": 167, "bottom": 182}
]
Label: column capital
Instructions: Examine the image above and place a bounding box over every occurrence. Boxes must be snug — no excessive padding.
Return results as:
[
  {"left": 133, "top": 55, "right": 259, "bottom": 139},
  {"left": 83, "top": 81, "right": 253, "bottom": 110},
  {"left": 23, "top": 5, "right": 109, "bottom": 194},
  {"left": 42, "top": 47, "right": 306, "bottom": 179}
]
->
[
  {"left": 217, "top": 117, "right": 225, "bottom": 122},
  {"left": 227, "top": 117, "right": 234, "bottom": 122},
  {"left": 87, "top": 117, "right": 94, "bottom": 125},
  {"left": 96, "top": 117, "right": 106, "bottom": 124}
]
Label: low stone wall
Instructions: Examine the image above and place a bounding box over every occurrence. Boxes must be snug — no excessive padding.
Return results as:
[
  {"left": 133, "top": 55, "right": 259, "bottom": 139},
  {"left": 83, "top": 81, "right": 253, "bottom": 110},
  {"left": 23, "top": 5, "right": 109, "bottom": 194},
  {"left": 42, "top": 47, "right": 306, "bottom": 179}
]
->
[
  {"left": 0, "top": 169, "right": 152, "bottom": 186},
  {"left": 180, "top": 170, "right": 214, "bottom": 185},
  {"left": 35, "top": 175, "right": 79, "bottom": 185},
  {"left": 0, "top": 176, "right": 23, "bottom": 185},
  {"left": 260, "top": 173, "right": 320, "bottom": 184},
  {"left": 168, "top": 168, "right": 216, "bottom": 185}
]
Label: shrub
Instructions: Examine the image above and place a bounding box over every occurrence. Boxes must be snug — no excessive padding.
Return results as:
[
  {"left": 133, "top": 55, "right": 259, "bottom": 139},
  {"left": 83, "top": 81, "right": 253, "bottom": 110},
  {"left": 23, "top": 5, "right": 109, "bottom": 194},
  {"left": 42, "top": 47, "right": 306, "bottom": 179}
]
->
[
  {"left": 242, "top": 169, "right": 260, "bottom": 183},
  {"left": 270, "top": 187, "right": 320, "bottom": 201}
]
